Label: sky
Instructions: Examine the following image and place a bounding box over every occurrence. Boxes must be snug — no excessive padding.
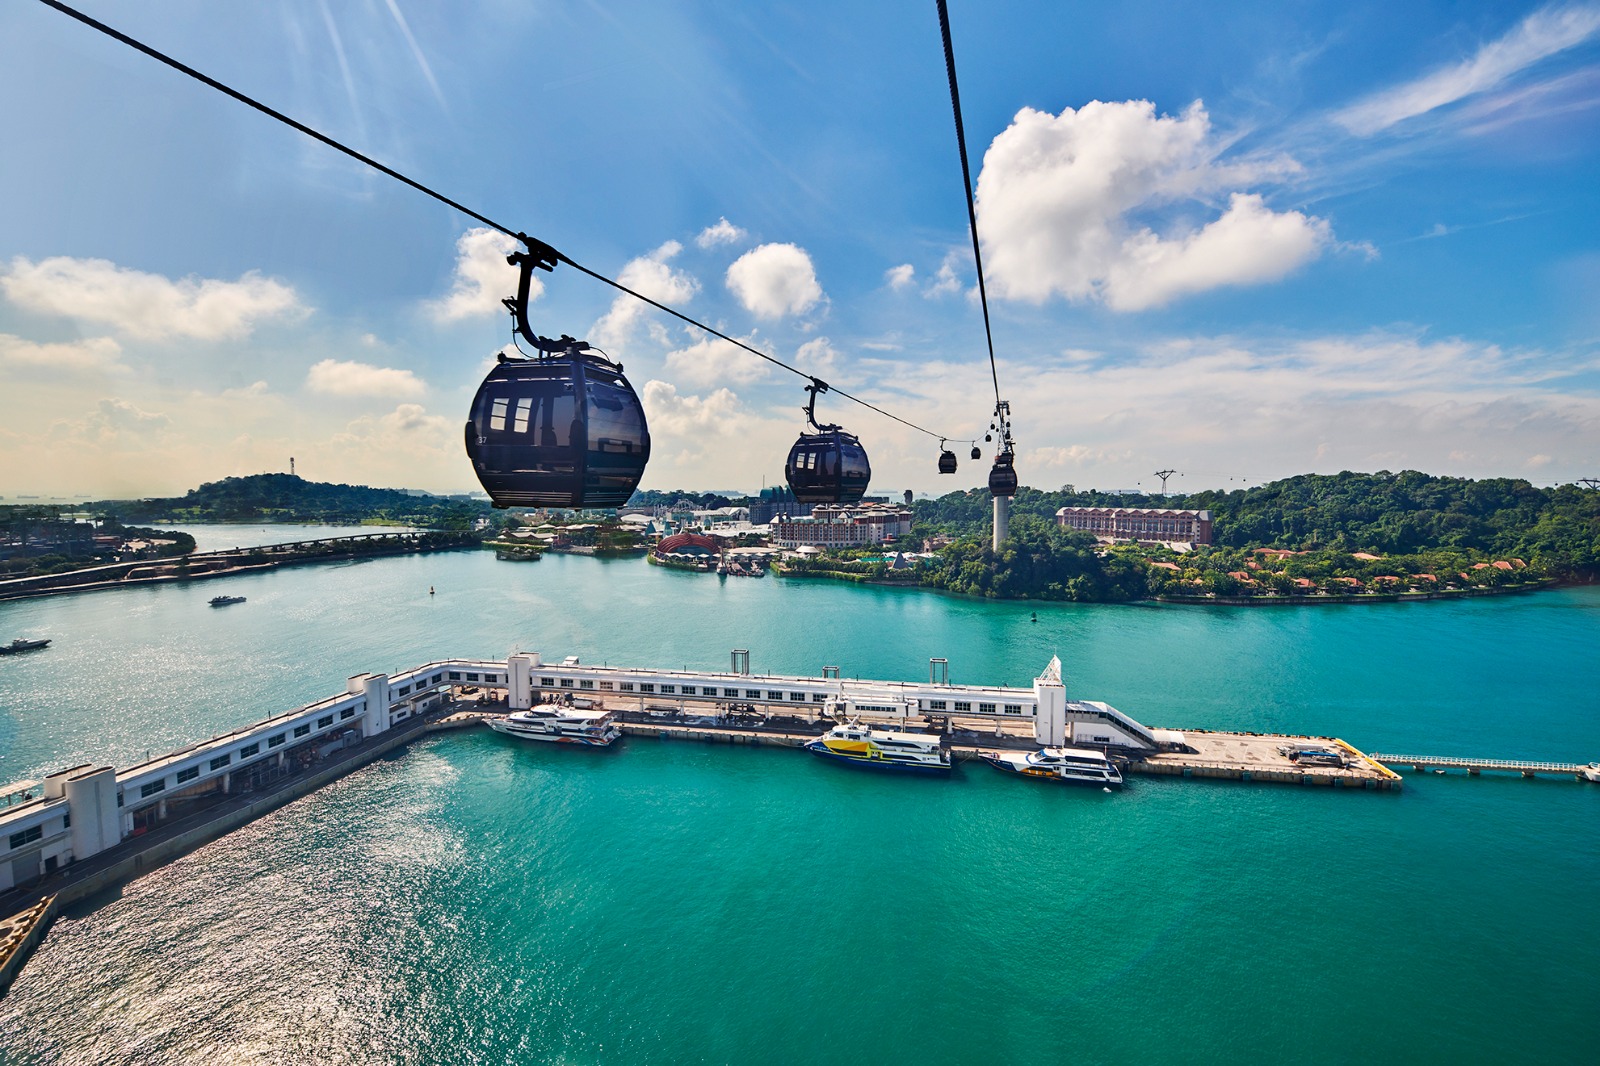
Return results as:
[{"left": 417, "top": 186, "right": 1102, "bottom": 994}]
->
[{"left": 1, "top": 0, "right": 1597, "bottom": 500}]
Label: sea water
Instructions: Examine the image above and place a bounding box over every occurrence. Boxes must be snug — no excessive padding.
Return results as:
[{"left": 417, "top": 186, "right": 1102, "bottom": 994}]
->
[{"left": 0, "top": 548, "right": 1595, "bottom": 1063}]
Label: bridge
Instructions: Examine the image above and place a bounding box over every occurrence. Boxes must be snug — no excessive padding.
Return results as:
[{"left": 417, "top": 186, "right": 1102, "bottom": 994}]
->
[{"left": 1371, "top": 754, "right": 1598, "bottom": 780}]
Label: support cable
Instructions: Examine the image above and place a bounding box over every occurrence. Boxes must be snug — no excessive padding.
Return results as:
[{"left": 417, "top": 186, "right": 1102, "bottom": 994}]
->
[
  {"left": 934, "top": 0, "right": 1002, "bottom": 411},
  {"left": 38, "top": 0, "right": 966, "bottom": 445}
]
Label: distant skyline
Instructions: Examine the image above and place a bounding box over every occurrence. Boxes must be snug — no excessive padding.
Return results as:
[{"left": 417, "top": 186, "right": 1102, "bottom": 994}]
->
[{"left": 2, "top": 0, "right": 1597, "bottom": 498}]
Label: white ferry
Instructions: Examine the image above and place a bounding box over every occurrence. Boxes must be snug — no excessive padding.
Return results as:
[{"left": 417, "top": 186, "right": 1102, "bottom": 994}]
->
[
  {"left": 804, "top": 721, "right": 951, "bottom": 775},
  {"left": 982, "top": 746, "right": 1123, "bottom": 788},
  {"left": 487, "top": 706, "right": 622, "bottom": 747}
]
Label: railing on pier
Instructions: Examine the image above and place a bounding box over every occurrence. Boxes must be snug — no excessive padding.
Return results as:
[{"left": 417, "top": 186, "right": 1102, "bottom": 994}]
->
[{"left": 1371, "top": 753, "right": 1590, "bottom": 775}]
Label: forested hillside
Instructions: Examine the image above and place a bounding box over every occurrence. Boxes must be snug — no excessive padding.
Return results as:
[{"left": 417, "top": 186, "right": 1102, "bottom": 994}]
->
[
  {"left": 92, "top": 474, "right": 492, "bottom": 529},
  {"left": 914, "top": 471, "right": 1600, "bottom": 572}
]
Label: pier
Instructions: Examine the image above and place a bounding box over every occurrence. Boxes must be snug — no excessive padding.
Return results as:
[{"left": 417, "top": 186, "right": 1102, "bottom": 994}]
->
[
  {"left": 1370, "top": 754, "right": 1599, "bottom": 780},
  {"left": 16, "top": 647, "right": 1590, "bottom": 997}
]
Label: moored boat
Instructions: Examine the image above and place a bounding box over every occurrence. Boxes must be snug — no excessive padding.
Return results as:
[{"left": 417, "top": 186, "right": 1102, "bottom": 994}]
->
[
  {"left": 982, "top": 746, "right": 1124, "bottom": 788},
  {"left": 0, "top": 637, "right": 51, "bottom": 656},
  {"left": 487, "top": 706, "right": 622, "bottom": 746},
  {"left": 804, "top": 720, "right": 951, "bottom": 774},
  {"left": 209, "top": 595, "right": 247, "bottom": 607}
]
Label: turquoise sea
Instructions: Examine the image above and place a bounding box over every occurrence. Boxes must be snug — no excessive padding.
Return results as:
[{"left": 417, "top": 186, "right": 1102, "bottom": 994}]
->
[{"left": 0, "top": 531, "right": 1596, "bottom": 1063}]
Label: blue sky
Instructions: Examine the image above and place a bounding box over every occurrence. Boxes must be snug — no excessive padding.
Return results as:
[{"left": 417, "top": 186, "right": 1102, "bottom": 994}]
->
[{"left": 1, "top": 0, "right": 1597, "bottom": 499}]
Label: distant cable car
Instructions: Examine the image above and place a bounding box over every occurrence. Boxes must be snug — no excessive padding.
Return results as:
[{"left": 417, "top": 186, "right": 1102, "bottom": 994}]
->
[
  {"left": 971, "top": 445, "right": 981, "bottom": 461},
  {"left": 785, "top": 379, "right": 870, "bottom": 505},
  {"left": 988, "top": 449, "right": 1018, "bottom": 497},
  {"left": 465, "top": 247, "right": 650, "bottom": 508},
  {"left": 938, "top": 442, "right": 958, "bottom": 475}
]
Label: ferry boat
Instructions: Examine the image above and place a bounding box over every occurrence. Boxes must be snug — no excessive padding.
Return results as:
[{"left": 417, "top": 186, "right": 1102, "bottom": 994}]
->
[
  {"left": 803, "top": 720, "right": 951, "bottom": 774},
  {"left": 0, "top": 637, "right": 50, "bottom": 656},
  {"left": 487, "top": 706, "right": 622, "bottom": 747},
  {"left": 982, "top": 746, "right": 1124, "bottom": 788},
  {"left": 209, "top": 595, "right": 247, "bottom": 607}
]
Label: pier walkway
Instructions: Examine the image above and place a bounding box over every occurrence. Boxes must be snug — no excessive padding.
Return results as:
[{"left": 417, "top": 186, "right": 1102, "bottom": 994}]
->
[{"left": 1371, "top": 754, "right": 1598, "bottom": 780}]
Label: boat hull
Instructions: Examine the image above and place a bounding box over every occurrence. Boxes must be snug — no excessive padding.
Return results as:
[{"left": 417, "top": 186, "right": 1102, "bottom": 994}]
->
[
  {"left": 982, "top": 754, "right": 1123, "bottom": 789},
  {"left": 804, "top": 740, "right": 951, "bottom": 775}
]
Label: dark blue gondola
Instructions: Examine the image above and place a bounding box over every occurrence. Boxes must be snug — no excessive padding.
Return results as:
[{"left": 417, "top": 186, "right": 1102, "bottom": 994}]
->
[
  {"left": 938, "top": 443, "right": 958, "bottom": 474},
  {"left": 465, "top": 246, "right": 650, "bottom": 509},
  {"left": 785, "top": 379, "right": 870, "bottom": 505}
]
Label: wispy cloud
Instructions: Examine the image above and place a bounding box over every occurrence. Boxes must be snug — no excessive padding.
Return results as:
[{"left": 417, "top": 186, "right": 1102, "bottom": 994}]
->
[
  {"left": 1334, "top": 3, "right": 1600, "bottom": 135},
  {"left": 383, "top": 0, "right": 448, "bottom": 112}
]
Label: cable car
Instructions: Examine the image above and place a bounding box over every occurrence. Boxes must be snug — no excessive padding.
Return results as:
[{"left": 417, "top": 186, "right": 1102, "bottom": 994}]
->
[
  {"left": 971, "top": 445, "right": 981, "bottom": 460},
  {"left": 988, "top": 449, "right": 1018, "bottom": 497},
  {"left": 785, "top": 380, "right": 871, "bottom": 505},
  {"left": 465, "top": 248, "right": 650, "bottom": 509},
  {"left": 938, "top": 442, "right": 958, "bottom": 474}
]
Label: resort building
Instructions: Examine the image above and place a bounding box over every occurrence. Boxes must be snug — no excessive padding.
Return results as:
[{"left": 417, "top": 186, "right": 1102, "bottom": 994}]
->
[
  {"left": 1056, "top": 506, "right": 1213, "bottom": 547},
  {"left": 770, "top": 504, "right": 914, "bottom": 550}
]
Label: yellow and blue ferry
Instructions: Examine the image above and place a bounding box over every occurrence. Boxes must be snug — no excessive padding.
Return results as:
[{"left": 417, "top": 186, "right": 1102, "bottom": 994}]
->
[{"left": 804, "top": 720, "right": 951, "bottom": 774}]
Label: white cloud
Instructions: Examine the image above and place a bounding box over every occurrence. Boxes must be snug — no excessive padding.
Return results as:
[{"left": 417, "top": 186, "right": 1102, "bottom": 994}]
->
[
  {"left": 795, "top": 336, "right": 839, "bottom": 376},
  {"left": 590, "top": 241, "right": 700, "bottom": 350},
  {"left": 662, "top": 330, "right": 771, "bottom": 388},
  {"left": 641, "top": 379, "right": 746, "bottom": 436},
  {"left": 885, "top": 264, "right": 916, "bottom": 291},
  {"left": 974, "top": 100, "right": 1328, "bottom": 310},
  {"left": 696, "top": 217, "right": 747, "bottom": 249},
  {"left": 922, "top": 252, "right": 964, "bottom": 299},
  {"left": 305, "top": 358, "right": 426, "bottom": 398},
  {"left": 0, "top": 333, "right": 124, "bottom": 373},
  {"left": 1104, "top": 194, "right": 1331, "bottom": 310},
  {"left": 50, "top": 398, "right": 171, "bottom": 445},
  {"left": 725, "top": 243, "right": 824, "bottom": 319},
  {"left": 426, "top": 228, "right": 522, "bottom": 322},
  {"left": 331, "top": 403, "right": 452, "bottom": 451},
  {"left": 1333, "top": 4, "right": 1600, "bottom": 135},
  {"left": 2, "top": 256, "right": 303, "bottom": 340}
]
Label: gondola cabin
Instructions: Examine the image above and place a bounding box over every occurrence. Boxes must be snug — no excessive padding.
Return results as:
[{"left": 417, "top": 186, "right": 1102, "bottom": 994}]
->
[
  {"left": 938, "top": 448, "right": 958, "bottom": 474},
  {"left": 466, "top": 343, "right": 650, "bottom": 509},
  {"left": 988, "top": 451, "right": 1018, "bottom": 497},
  {"left": 786, "top": 428, "right": 871, "bottom": 505}
]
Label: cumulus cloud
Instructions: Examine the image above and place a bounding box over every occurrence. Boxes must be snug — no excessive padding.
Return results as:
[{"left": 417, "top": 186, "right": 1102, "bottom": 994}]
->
[
  {"left": 974, "top": 99, "right": 1328, "bottom": 310},
  {"left": 591, "top": 241, "right": 700, "bottom": 350},
  {"left": 50, "top": 398, "right": 171, "bottom": 444},
  {"left": 795, "top": 336, "right": 839, "bottom": 376},
  {"left": 1333, "top": 4, "right": 1600, "bottom": 135},
  {"left": 725, "top": 243, "right": 824, "bottom": 319},
  {"left": 641, "top": 379, "right": 745, "bottom": 436},
  {"left": 923, "top": 252, "right": 964, "bottom": 299},
  {"left": 305, "top": 358, "right": 426, "bottom": 398},
  {"left": 332, "top": 403, "right": 452, "bottom": 451},
  {"left": 696, "top": 217, "right": 747, "bottom": 249},
  {"left": 426, "top": 228, "right": 522, "bottom": 322},
  {"left": 662, "top": 330, "right": 770, "bottom": 388},
  {"left": 884, "top": 264, "right": 916, "bottom": 291},
  {"left": 2, "top": 256, "right": 302, "bottom": 340},
  {"left": 0, "top": 333, "right": 124, "bottom": 373}
]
